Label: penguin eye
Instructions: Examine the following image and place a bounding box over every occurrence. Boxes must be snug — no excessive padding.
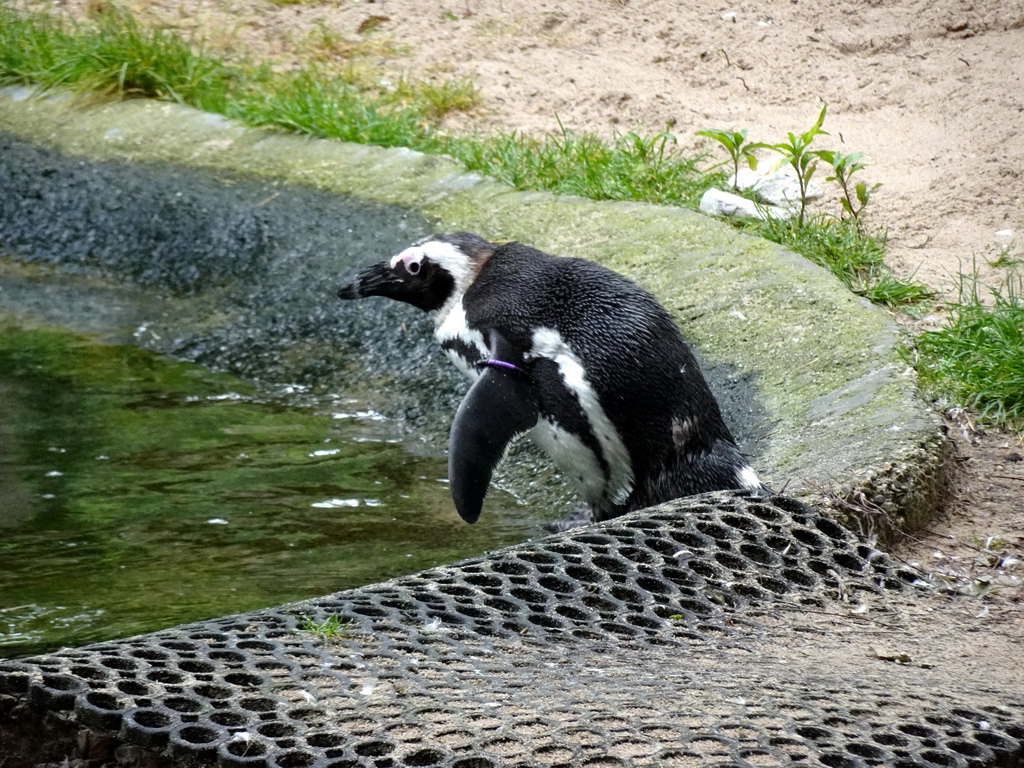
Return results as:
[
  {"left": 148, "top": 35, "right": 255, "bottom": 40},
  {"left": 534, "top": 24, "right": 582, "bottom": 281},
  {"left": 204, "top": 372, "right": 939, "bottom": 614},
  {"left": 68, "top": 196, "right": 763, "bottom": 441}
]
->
[{"left": 391, "top": 250, "right": 426, "bottom": 278}]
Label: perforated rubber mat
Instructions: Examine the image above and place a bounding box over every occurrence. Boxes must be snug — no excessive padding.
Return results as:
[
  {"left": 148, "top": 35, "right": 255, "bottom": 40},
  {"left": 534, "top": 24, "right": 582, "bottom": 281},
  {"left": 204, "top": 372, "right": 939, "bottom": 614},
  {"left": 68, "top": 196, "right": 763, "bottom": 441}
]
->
[{"left": 2, "top": 491, "right": 1022, "bottom": 767}]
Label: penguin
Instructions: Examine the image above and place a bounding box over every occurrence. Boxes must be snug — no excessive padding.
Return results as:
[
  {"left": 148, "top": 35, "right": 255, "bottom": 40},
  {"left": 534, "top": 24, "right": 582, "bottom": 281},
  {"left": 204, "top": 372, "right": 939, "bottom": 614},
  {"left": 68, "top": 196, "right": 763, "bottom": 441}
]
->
[{"left": 337, "top": 232, "right": 767, "bottom": 525}]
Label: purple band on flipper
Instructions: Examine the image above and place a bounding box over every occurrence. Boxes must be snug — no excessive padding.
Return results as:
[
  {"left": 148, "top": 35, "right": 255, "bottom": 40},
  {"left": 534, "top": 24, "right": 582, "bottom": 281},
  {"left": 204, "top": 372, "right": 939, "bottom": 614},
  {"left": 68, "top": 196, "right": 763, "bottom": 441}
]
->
[{"left": 479, "top": 359, "right": 527, "bottom": 375}]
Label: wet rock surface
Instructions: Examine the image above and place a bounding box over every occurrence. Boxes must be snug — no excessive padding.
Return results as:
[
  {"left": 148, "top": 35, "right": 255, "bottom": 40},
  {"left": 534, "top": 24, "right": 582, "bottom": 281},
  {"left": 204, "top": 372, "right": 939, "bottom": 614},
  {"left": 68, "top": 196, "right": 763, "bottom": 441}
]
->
[{"left": 0, "top": 130, "right": 452, "bottom": 423}]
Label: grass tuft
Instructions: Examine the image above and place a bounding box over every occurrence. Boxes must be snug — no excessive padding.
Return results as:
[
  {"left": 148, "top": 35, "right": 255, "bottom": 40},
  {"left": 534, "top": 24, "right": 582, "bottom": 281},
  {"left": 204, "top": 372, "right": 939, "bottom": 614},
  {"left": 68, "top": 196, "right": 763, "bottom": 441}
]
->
[
  {"left": 293, "top": 614, "right": 357, "bottom": 639},
  {"left": 445, "top": 126, "right": 716, "bottom": 208},
  {"left": 908, "top": 270, "right": 1024, "bottom": 433},
  {"left": 746, "top": 214, "right": 933, "bottom": 307},
  {"left": 231, "top": 68, "right": 431, "bottom": 147},
  {"left": 300, "top": 20, "right": 410, "bottom": 64},
  {"left": 391, "top": 75, "right": 481, "bottom": 118},
  {"left": 0, "top": 6, "right": 235, "bottom": 112}
]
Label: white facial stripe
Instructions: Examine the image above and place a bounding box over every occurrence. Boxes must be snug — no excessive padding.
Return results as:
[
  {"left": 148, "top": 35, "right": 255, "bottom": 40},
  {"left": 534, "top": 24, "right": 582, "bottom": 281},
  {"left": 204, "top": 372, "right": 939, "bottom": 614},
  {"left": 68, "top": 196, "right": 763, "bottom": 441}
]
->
[
  {"left": 529, "top": 327, "right": 634, "bottom": 507},
  {"left": 437, "top": 300, "right": 487, "bottom": 380},
  {"left": 418, "top": 240, "right": 472, "bottom": 278},
  {"left": 737, "top": 465, "right": 763, "bottom": 491},
  {"left": 398, "top": 240, "right": 476, "bottom": 323}
]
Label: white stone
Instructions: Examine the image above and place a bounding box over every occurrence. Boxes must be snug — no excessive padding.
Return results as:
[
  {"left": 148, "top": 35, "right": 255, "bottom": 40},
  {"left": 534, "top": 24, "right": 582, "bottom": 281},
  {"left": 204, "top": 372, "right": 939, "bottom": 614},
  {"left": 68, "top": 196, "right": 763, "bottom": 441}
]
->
[
  {"left": 730, "top": 164, "right": 824, "bottom": 208},
  {"left": 699, "top": 188, "right": 792, "bottom": 220}
]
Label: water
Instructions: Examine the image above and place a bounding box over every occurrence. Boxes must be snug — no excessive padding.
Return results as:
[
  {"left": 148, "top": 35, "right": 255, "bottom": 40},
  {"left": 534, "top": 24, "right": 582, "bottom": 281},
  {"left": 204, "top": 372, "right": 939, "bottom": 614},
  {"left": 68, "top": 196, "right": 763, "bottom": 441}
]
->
[{"left": 0, "top": 322, "right": 546, "bottom": 658}]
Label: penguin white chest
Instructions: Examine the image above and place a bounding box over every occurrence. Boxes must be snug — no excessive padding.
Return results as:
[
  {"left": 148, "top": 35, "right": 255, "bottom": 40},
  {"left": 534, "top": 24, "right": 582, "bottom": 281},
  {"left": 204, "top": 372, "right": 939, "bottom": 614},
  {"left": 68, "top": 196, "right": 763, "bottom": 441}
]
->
[
  {"left": 526, "top": 328, "right": 635, "bottom": 509},
  {"left": 435, "top": 307, "right": 635, "bottom": 510},
  {"left": 528, "top": 419, "right": 609, "bottom": 504}
]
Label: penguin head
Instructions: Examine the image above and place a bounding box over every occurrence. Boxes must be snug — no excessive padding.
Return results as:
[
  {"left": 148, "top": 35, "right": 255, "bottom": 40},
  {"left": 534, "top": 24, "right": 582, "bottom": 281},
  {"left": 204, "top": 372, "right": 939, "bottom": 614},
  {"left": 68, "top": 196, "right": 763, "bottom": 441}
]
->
[{"left": 337, "top": 232, "right": 494, "bottom": 315}]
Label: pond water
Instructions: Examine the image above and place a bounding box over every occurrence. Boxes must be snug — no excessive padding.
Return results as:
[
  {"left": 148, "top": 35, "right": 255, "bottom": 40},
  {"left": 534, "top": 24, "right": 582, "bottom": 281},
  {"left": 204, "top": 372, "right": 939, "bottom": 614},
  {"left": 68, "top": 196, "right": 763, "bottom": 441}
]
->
[{"left": 0, "top": 322, "right": 546, "bottom": 659}]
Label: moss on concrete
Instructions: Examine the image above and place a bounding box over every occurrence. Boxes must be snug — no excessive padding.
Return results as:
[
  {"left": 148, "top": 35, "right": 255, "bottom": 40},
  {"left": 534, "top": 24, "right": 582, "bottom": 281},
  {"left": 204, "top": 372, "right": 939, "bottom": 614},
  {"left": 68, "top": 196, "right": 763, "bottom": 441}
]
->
[{"left": 0, "top": 88, "right": 948, "bottom": 542}]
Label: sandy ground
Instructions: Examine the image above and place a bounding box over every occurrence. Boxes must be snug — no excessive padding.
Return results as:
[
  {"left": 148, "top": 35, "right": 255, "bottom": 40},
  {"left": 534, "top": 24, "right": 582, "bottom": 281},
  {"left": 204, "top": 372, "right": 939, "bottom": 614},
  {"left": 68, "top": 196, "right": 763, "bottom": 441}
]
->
[
  {"left": 18, "top": 0, "right": 1024, "bottom": 606},
  {"left": 94, "top": 0, "right": 1024, "bottom": 293}
]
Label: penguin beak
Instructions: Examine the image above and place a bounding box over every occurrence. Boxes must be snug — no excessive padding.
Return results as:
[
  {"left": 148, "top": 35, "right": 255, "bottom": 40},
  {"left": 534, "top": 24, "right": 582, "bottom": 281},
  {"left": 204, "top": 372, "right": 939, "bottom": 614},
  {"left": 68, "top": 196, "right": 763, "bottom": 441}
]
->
[{"left": 337, "top": 262, "right": 400, "bottom": 300}]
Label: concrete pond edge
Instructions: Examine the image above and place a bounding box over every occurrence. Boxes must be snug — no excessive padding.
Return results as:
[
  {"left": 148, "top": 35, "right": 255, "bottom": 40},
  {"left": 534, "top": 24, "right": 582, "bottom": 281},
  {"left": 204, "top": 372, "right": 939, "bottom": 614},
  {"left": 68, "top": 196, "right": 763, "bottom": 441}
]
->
[{"left": 0, "top": 87, "right": 949, "bottom": 544}]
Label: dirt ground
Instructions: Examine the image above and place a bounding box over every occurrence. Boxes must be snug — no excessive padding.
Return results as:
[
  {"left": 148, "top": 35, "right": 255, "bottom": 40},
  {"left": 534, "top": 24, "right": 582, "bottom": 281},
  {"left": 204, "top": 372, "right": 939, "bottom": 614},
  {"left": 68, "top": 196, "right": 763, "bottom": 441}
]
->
[{"left": 21, "top": 0, "right": 1024, "bottom": 608}]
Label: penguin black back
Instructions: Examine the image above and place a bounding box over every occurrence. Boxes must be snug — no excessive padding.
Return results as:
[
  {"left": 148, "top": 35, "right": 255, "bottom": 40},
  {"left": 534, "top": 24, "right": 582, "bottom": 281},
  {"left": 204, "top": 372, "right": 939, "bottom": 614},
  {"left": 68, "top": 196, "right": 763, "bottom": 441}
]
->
[{"left": 337, "top": 233, "right": 767, "bottom": 524}]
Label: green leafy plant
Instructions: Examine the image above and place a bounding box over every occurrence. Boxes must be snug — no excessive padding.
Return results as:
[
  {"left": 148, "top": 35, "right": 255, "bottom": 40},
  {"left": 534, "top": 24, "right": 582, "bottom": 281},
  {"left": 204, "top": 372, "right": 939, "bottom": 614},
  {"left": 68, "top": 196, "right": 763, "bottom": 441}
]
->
[
  {"left": 755, "top": 104, "right": 829, "bottom": 225},
  {"left": 699, "top": 106, "right": 880, "bottom": 224},
  {"left": 294, "top": 614, "right": 357, "bottom": 639},
  {"left": 817, "top": 149, "right": 882, "bottom": 226},
  {"left": 694, "top": 128, "right": 759, "bottom": 191},
  {"left": 697, "top": 108, "right": 927, "bottom": 305}
]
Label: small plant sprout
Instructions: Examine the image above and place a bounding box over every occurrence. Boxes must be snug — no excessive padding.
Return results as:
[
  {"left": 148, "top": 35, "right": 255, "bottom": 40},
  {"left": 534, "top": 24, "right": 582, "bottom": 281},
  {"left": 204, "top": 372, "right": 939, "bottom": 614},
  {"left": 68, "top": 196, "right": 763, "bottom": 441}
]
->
[
  {"left": 987, "top": 244, "right": 1021, "bottom": 268},
  {"left": 694, "top": 127, "right": 759, "bottom": 191},
  {"left": 294, "top": 614, "right": 357, "bottom": 639},
  {"left": 621, "top": 129, "right": 678, "bottom": 166},
  {"left": 757, "top": 104, "right": 829, "bottom": 225},
  {"left": 818, "top": 149, "right": 882, "bottom": 227},
  {"left": 392, "top": 74, "right": 481, "bottom": 118}
]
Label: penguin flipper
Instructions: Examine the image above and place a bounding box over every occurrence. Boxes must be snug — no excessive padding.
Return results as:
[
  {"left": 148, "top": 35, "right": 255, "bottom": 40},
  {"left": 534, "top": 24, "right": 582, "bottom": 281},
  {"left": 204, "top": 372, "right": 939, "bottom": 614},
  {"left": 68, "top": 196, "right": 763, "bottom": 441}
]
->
[{"left": 448, "top": 340, "right": 538, "bottom": 524}]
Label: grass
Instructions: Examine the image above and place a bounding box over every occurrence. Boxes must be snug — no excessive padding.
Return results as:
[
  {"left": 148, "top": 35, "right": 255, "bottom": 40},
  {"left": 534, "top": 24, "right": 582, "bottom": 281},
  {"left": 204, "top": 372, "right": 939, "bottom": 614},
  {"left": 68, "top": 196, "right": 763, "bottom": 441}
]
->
[
  {"left": 293, "top": 614, "right": 357, "bottom": 639},
  {"left": 907, "top": 270, "right": 1024, "bottom": 433},
  {"left": 447, "top": 127, "right": 716, "bottom": 208},
  {"left": 250, "top": 92, "right": 715, "bottom": 208},
  {"left": 300, "top": 20, "right": 411, "bottom": 67},
  {"left": 0, "top": 5, "right": 1018, "bottom": 433},
  {"left": 987, "top": 244, "right": 1021, "bottom": 269},
  {"left": 0, "top": 7, "right": 716, "bottom": 207},
  {"left": 232, "top": 68, "right": 431, "bottom": 147},
  {"left": 390, "top": 75, "right": 481, "bottom": 119},
  {"left": 746, "top": 214, "right": 933, "bottom": 308},
  {"left": 0, "top": 5, "right": 236, "bottom": 112}
]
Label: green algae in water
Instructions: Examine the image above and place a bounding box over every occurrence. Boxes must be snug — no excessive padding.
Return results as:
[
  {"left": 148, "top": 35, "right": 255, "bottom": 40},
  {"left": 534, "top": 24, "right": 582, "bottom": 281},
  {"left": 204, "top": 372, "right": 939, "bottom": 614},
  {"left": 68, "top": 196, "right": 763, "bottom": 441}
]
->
[{"left": 0, "top": 324, "right": 543, "bottom": 658}]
